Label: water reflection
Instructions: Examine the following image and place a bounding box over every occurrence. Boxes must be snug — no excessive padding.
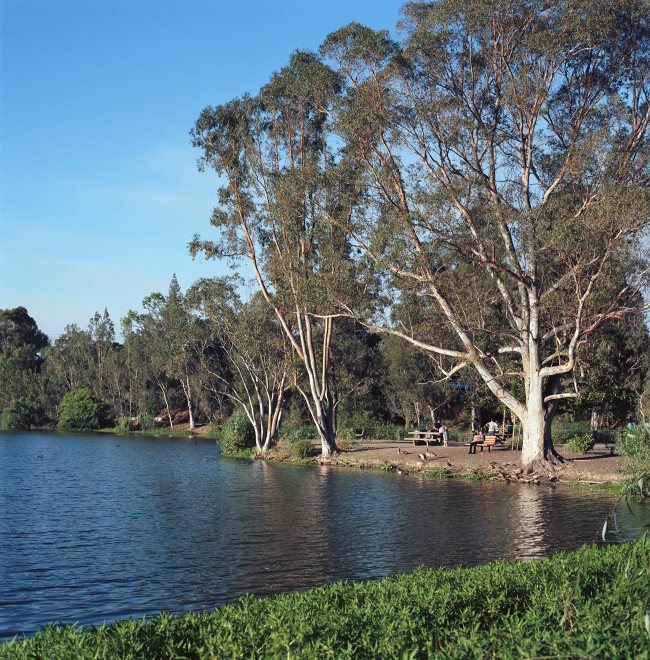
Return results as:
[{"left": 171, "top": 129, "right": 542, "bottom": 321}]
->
[{"left": 1, "top": 431, "right": 648, "bottom": 640}]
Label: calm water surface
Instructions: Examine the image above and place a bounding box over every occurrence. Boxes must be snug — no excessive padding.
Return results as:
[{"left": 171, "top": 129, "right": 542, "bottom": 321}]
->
[{"left": 1, "top": 431, "right": 649, "bottom": 640}]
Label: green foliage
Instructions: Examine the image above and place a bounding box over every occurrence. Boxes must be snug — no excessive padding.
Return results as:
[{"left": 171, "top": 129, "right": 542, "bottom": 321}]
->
[
  {"left": 0, "top": 396, "right": 44, "bottom": 430},
  {"left": 336, "top": 426, "right": 356, "bottom": 442},
  {"left": 291, "top": 437, "right": 315, "bottom": 458},
  {"left": 217, "top": 408, "right": 255, "bottom": 454},
  {"left": 57, "top": 388, "right": 107, "bottom": 432},
  {"left": 374, "top": 422, "right": 405, "bottom": 442},
  {"left": 552, "top": 418, "right": 591, "bottom": 444},
  {"left": 569, "top": 432, "right": 595, "bottom": 453},
  {"left": 278, "top": 425, "right": 314, "bottom": 443},
  {"left": 0, "top": 306, "right": 48, "bottom": 359},
  {"left": 114, "top": 417, "right": 134, "bottom": 434},
  {"left": 137, "top": 413, "right": 155, "bottom": 430},
  {"left": 617, "top": 425, "right": 650, "bottom": 497},
  {"left": 2, "top": 540, "right": 648, "bottom": 658}
]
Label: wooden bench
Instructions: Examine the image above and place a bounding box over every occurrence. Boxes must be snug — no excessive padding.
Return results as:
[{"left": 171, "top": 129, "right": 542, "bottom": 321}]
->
[
  {"left": 355, "top": 427, "right": 375, "bottom": 440},
  {"left": 467, "top": 434, "right": 506, "bottom": 453},
  {"left": 405, "top": 430, "right": 441, "bottom": 447}
]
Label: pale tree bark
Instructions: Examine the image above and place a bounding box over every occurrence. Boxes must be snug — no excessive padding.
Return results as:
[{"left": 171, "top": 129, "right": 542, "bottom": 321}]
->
[
  {"left": 320, "top": 4, "right": 650, "bottom": 470},
  {"left": 190, "top": 60, "right": 357, "bottom": 456}
]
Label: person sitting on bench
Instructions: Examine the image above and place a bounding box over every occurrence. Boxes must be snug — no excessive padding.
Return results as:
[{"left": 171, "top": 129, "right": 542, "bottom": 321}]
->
[{"left": 469, "top": 430, "right": 484, "bottom": 454}]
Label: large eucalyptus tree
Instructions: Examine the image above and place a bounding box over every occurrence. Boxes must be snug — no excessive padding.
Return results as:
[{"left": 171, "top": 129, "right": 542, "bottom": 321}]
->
[
  {"left": 190, "top": 53, "right": 364, "bottom": 455},
  {"left": 318, "top": 0, "right": 650, "bottom": 470}
]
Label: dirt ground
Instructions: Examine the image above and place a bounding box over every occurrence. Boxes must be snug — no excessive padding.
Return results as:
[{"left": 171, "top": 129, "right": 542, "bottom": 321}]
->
[
  {"left": 309, "top": 439, "right": 625, "bottom": 486},
  {"left": 187, "top": 423, "right": 624, "bottom": 486}
]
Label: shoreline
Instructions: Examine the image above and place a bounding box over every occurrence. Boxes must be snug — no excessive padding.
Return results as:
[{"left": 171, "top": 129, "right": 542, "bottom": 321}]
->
[
  {"left": 258, "top": 438, "right": 626, "bottom": 492},
  {"left": 27, "top": 425, "right": 626, "bottom": 492}
]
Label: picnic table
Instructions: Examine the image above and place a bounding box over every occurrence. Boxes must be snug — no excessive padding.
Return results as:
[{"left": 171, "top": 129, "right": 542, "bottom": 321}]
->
[{"left": 404, "top": 429, "right": 442, "bottom": 447}]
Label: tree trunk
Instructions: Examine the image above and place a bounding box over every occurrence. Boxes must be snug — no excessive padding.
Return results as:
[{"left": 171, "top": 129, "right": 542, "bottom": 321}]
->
[
  {"left": 181, "top": 375, "right": 195, "bottom": 430},
  {"left": 520, "top": 371, "right": 564, "bottom": 472},
  {"left": 158, "top": 380, "right": 173, "bottom": 430}
]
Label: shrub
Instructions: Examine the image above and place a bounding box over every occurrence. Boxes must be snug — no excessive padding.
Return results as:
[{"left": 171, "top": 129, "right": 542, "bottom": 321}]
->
[
  {"left": 217, "top": 408, "right": 255, "bottom": 454},
  {"left": 336, "top": 427, "right": 356, "bottom": 442},
  {"left": 374, "top": 422, "right": 405, "bottom": 442},
  {"left": 569, "top": 432, "right": 595, "bottom": 453},
  {"left": 57, "top": 388, "right": 107, "bottom": 432},
  {"left": 292, "top": 437, "right": 315, "bottom": 458},
  {"left": 137, "top": 413, "right": 155, "bottom": 430},
  {"left": 616, "top": 425, "right": 650, "bottom": 496},
  {"left": 114, "top": 417, "right": 134, "bottom": 434},
  {"left": 278, "top": 425, "right": 314, "bottom": 444}
]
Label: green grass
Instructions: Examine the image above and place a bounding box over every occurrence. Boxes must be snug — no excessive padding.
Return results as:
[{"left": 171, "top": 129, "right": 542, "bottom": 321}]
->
[
  {"left": 569, "top": 481, "right": 623, "bottom": 496},
  {"left": 2, "top": 537, "right": 648, "bottom": 659}
]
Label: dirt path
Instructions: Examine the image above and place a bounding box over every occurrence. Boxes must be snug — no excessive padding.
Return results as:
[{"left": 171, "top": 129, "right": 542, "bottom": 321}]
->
[{"left": 308, "top": 440, "right": 625, "bottom": 486}]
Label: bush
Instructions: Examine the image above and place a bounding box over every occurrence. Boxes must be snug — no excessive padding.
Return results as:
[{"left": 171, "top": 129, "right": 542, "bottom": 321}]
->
[
  {"left": 291, "top": 437, "right": 315, "bottom": 458},
  {"left": 217, "top": 408, "right": 255, "bottom": 454},
  {"left": 57, "top": 388, "right": 107, "bottom": 432},
  {"left": 374, "top": 422, "right": 405, "bottom": 442},
  {"left": 137, "top": 413, "right": 155, "bottom": 430},
  {"left": 569, "top": 432, "right": 595, "bottom": 453},
  {"left": 277, "top": 425, "right": 314, "bottom": 443},
  {"left": 616, "top": 425, "right": 650, "bottom": 496},
  {"left": 114, "top": 417, "right": 134, "bottom": 434},
  {"left": 336, "top": 427, "right": 356, "bottom": 442}
]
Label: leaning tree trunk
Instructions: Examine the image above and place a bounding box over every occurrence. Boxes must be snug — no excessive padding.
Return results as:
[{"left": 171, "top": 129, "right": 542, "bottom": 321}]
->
[{"left": 180, "top": 375, "right": 195, "bottom": 430}]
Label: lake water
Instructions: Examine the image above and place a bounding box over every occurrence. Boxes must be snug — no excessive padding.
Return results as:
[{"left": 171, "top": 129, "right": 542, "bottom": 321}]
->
[{"left": 1, "top": 431, "right": 649, "bottom": 641}]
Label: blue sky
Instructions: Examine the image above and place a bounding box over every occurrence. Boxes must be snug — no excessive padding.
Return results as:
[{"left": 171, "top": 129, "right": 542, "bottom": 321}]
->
[{"left": 1, "top": 0, "right": 404, "bottom": 341}]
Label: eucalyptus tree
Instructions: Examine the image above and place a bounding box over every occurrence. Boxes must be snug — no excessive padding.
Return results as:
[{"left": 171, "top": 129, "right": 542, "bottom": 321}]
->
[
  {"left": 318, "top": 0, "right": 650, "bottom": 470},
  {"left": 87, "top": 309, "right": 115, "bottom": 399},
  {"left": 0, "top": 307, "right": 48, "bottom": 361},
  {"left": 188, "top": 278, "right": 288, "bottom": 452},
  {"left": 123, "top": 277, "right": 206, "bottom": 430},
  {"left": 190, "top": 52, "right": 364, "bottom": 455},
  {"left": 42, "top": 324, "right": 95, "bottom": 394}
]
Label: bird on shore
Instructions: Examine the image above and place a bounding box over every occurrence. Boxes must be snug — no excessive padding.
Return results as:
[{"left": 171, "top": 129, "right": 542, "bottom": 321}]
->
[
  {"left": 425, "top": 451, "right": 436, "bottom": 459},
  {"left": 418, "top": 453, "right": 427, "bottom": 461},
  {"left": 397, "top": 468, "right": 403, "bottom": 475}
]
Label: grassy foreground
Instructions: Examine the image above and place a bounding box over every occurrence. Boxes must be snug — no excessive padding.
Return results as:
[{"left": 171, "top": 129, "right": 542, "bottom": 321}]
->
[{"left": 2, "top": 539, "right": 648, "bottom": 660}]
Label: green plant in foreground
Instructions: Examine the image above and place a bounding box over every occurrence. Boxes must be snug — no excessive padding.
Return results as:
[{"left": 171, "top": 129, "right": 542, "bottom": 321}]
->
[
  {"left": 617, "top": 424, "right": 650, "bottom": 497},
  {"left": 2, "top": 538, "right": 647, "bottom": 659}
]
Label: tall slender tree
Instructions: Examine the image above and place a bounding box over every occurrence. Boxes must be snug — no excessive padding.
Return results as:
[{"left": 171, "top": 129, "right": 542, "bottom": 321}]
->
[{"left": 190, "top": 52, "right": 364, "bottom": 455}]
